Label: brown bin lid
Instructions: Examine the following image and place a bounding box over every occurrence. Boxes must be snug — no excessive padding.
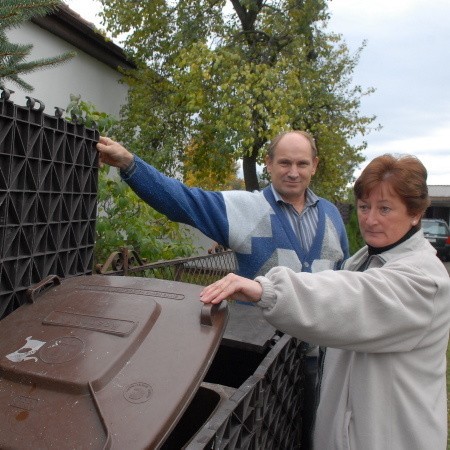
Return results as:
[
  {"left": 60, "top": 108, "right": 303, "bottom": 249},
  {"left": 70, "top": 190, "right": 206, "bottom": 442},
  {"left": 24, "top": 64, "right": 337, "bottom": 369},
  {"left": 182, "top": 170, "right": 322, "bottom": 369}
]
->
[{"left": 0, "top": 274, "right": 228, "bottom": 449}]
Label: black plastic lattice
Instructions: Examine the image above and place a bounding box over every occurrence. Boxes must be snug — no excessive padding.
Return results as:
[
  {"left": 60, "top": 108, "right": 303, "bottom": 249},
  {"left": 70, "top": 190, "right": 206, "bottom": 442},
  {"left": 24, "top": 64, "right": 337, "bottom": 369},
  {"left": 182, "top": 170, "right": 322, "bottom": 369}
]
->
[
  {"left": 185, "top": 335, "right": 304, "bottom": 449},
  {"left": 0, "top": 91, "right": 99, "bottom": 319}
]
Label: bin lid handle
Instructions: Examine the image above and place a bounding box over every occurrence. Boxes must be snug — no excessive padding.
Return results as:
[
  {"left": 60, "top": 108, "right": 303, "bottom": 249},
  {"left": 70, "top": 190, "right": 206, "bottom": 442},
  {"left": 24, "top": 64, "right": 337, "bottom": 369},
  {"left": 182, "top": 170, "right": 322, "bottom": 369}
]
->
[
  {"left": 26, "top": 275, "right": 61, "bottom": 303},
  {"left": 200, "top": 303, "right": 224, "bottom": 326}
]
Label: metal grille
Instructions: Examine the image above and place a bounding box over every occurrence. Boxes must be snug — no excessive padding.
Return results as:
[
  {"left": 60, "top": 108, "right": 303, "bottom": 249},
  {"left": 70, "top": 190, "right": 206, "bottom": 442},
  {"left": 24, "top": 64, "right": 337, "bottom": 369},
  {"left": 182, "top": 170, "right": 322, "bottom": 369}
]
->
[{"left": 96, "top": 247, "right": 237, "bottom": 286}]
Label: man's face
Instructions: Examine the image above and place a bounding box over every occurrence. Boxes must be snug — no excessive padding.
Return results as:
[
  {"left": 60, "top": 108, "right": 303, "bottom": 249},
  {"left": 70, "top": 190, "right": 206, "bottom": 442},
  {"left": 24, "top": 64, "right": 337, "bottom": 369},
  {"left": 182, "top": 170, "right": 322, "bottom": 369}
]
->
[{"left": 265, "top": 133, "right": 319, "bottom": 203}]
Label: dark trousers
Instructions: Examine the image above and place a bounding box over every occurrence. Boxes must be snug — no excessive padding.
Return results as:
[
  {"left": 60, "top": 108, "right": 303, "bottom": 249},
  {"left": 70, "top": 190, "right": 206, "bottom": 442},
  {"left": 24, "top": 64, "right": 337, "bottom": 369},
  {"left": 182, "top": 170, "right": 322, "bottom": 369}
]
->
[{"left": 300, "top": 354, "right": 318, "bottom": 449}]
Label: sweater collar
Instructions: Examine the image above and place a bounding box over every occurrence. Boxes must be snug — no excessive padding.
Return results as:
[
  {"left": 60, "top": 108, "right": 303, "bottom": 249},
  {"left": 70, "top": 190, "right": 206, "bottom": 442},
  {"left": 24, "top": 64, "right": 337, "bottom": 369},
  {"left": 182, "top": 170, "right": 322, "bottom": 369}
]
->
[{"left": 270, "top": 184, "right": 319, "bottom": 208}]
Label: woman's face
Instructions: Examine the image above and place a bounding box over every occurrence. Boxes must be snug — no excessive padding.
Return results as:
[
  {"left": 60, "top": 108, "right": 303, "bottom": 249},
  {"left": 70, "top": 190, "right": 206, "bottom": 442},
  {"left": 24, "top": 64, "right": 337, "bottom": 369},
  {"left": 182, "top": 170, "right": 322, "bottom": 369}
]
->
[{"left": 357, "top": 181, "right": 420, "bottom": 248}]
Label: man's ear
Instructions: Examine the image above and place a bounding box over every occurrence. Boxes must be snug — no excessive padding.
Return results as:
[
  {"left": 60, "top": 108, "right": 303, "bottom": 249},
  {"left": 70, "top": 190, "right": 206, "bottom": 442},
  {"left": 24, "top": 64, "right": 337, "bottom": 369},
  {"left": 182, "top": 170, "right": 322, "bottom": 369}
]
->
[{"left": 311, "top": 157, "right": 319, "bottom": 175}]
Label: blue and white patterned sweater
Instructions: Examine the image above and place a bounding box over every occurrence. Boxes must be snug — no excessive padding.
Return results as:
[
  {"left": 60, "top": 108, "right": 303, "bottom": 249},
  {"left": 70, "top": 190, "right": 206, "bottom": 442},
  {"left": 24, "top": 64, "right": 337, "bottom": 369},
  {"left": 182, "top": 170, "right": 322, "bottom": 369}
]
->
[{"left": 121, "top": 155, "right": 349, "bottom": 278}]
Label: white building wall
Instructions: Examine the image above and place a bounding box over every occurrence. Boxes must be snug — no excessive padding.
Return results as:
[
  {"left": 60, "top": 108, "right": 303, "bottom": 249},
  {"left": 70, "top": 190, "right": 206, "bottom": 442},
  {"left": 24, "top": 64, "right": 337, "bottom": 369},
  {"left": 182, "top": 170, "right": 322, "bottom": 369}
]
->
[{"left": 6, "top": 22, "right": 127, "bottom": 118}]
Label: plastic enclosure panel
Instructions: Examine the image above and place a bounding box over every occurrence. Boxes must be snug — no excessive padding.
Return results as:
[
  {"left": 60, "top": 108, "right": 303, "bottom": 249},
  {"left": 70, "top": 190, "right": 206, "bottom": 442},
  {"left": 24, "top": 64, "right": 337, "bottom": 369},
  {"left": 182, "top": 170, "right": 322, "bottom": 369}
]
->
[
  {"left": 0, "top": 95, "right": 99, "bottom": 318},
  {"left": 185, "top": 335, "right": 305, "bottom": 449}
]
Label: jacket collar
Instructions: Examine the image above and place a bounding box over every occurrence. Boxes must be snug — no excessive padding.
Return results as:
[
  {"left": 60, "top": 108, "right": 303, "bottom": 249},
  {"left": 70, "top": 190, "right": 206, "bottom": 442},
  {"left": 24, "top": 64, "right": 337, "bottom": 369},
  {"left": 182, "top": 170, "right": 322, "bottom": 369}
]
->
[{"left": 344, "top": 229, "right": 427, "bottom": 271}]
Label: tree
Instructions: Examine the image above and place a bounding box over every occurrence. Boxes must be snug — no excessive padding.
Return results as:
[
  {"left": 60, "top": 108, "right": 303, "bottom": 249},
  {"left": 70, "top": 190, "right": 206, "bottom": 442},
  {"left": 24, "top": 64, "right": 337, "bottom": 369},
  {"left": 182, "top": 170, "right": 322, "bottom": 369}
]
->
[
  {"left": 99, "top": 0, "right": 378, "bottom": 200},
  {"left": 0, "top": 0, "right": 75, "bottom": 92},
  {"left": 183, "top": 136, "right": 245, "bottom": 190}
]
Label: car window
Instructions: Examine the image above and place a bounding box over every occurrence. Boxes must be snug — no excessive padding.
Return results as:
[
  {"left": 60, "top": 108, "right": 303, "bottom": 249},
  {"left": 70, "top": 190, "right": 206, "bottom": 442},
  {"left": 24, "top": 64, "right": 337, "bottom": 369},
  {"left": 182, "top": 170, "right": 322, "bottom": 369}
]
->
[
  {"left": 436, "top": 224, "right": 449, "bottom": 235},
  {"left": 423, "top": 221, "right": 449, "bottom": 236}
]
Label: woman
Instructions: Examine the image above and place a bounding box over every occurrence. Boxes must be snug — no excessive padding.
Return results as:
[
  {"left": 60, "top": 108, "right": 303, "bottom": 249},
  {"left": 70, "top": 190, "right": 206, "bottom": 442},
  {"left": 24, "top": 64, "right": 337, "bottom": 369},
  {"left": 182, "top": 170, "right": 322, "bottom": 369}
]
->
[{"left": 201, "top": 154, "right": 450, "bottom": 450}]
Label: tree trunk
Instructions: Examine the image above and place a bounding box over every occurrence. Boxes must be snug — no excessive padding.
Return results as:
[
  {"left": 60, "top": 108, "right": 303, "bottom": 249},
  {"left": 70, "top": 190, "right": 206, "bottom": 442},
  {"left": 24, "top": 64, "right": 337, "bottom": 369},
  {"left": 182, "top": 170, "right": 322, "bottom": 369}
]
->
[{"left": 243, "top": 153, "right": 260, "bottom": 191}]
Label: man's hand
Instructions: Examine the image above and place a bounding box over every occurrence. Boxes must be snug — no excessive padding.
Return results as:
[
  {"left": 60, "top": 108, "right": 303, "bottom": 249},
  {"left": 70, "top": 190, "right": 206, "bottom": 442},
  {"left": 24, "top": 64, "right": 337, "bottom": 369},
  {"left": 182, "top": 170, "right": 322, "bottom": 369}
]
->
[
  {"left": 96, "top": 136, "right": 134, "bottom": 170},
  {"left": 200, "top": 273, "right": 262, "bottom": 305}
]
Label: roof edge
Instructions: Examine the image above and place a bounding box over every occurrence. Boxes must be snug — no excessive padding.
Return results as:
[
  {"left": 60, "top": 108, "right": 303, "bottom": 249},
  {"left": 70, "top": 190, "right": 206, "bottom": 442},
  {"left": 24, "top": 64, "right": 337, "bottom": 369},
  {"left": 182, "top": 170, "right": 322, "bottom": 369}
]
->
[{"left": 31, "top": 4, "right": 136, "bottom": 71}]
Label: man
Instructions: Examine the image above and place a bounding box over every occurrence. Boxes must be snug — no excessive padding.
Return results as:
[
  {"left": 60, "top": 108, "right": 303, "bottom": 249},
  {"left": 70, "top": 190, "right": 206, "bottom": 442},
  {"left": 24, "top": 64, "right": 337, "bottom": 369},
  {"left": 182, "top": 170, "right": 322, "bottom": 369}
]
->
[
  {"left": 96, "top": 130, "right": 349, "bottom": 278},
  {"left": 97, "top": 130, "right": 349, "bottom": 449}
]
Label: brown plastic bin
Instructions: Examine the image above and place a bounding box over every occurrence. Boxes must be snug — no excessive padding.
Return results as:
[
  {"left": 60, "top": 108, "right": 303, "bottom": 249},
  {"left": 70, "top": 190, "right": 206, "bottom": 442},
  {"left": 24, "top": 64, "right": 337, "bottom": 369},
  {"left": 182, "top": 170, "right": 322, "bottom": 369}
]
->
[{"left": 0, "top": 274, "right": 228, "bottom": 449}]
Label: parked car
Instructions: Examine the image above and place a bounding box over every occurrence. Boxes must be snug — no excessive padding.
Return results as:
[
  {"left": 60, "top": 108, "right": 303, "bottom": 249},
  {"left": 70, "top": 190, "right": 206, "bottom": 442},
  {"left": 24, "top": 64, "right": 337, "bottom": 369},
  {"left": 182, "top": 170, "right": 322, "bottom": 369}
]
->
[{"left": 422, "top": 218, "right": 450, "bottom": 261}]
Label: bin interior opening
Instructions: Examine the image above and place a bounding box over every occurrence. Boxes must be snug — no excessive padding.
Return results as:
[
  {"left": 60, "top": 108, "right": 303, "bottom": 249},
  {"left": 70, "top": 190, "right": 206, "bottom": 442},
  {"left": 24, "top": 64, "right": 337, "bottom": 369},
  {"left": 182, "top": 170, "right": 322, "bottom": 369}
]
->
[
  {"left": 203, "top": 343, "right": 268, "bottom": 388},
  {"left": 161, "top": 384, "right": 227, "bottom": 449}
]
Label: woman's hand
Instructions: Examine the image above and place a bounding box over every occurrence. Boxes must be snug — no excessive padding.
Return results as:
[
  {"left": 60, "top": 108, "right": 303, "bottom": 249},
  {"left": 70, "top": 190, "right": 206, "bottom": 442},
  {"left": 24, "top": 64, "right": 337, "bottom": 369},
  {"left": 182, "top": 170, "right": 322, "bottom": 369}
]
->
[
  {"left": 200, "top": 273, "right": 263, "bottom": 305},
  {"left": 96, "top": 136, "right": 134, "bottom": 169}
]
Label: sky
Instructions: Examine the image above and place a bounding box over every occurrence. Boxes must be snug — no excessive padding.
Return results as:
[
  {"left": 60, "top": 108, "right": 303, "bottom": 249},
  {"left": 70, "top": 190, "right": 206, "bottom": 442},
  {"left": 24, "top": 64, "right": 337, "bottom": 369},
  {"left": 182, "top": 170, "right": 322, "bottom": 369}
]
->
[{"left": 65, "top": 0, "right": 450, "bottom": 185}]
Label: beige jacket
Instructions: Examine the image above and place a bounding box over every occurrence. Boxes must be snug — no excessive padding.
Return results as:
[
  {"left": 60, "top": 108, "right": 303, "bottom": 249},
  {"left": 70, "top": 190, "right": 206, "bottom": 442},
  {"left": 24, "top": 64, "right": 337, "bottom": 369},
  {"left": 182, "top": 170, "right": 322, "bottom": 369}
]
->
[{"left": 256, "top": 230, "right": 450, "bottom": 449}]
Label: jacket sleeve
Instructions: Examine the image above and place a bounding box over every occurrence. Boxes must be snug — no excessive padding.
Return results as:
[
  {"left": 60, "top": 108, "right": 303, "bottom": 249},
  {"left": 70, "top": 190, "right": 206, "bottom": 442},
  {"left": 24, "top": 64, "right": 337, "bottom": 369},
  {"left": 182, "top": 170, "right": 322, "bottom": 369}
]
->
[
  {"left": 121, "top": 155, "right": 230, "bottom": 246},
  {"left": 255, "top": 260, "right": 441, "bottom": 352}
]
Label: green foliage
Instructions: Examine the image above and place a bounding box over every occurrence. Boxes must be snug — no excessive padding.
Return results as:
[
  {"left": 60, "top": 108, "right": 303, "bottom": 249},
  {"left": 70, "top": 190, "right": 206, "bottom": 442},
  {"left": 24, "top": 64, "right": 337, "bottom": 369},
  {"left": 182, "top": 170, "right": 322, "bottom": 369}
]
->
[
  {"left": 345, "top": 205, "right": 365, "bottom": 256},
  {"left": 95, "top": 171, "right": 195, "bottom": 264},
  {"left": 99, "top": 0, "right": 378, "bottom": 198},
  {"left": 64, "top": 95, "right": 195, "bottom": 265},
  {"left": 66, "top": 94, "right": 118, "bottom": 133},
  {"left": 0, "top": 0, "right": 76, "bottom": 92}
]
